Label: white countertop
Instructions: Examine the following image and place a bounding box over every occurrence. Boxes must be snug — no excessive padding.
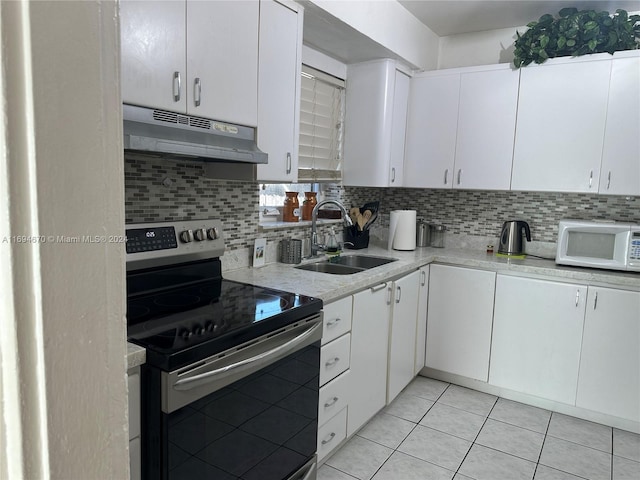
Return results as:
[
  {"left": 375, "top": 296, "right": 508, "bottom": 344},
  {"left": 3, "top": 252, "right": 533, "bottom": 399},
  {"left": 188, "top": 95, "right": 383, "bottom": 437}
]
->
[
  {"left": 224, "top": 243, "right": 640, "bottom": 303},
  {"left": 127, "top": 243, "right": 638, "bottom": 368}
]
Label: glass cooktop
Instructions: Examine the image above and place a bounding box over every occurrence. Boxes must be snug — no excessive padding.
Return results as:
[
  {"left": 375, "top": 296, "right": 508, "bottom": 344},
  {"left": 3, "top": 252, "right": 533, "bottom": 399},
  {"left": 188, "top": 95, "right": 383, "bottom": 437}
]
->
[{"left": 127, "top": 278, "right": 322, "bottom": 371}]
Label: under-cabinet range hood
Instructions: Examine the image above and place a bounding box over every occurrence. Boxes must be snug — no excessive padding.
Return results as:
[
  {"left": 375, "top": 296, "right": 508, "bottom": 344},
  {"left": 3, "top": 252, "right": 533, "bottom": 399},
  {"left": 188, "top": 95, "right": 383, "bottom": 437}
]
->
[{"left": 123, "top": 104, "right": 267, "bottom": 164}]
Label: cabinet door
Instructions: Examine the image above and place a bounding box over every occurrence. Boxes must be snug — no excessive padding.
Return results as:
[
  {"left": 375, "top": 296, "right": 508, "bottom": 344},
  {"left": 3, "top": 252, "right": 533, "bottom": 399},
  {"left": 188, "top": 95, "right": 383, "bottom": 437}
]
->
[
  {"left": 576, "top": 287, "right": 640, "bottom": 421},
  {"left": 600, "top": 55, "right": 640, "bottom": 195},
  {"left": 490, "top": 275, "right": 586, "bottom": 404},
  {"left": 348, "top": 283, "right": 391, "bottom": 436},
  {"left": 388, "top": 70, "right": 410, "bottom": 187},
  {"left": 187, "top": 0, "right": 259, "bottom": 125},
  {"left": 256, "top": 0, "right": 302, "bottom": 182},
  {"left": 512, "top": 59, "right": 611, "bottom": 192},
  {"left": 425, "top": 265, "right": 495, "bottom": 381},
  {"left": 404, "top": 74, "right": 459, "bottom": 189},
  {"left": 388, "top": 270, "right": 420, "bottom": 402},
  {"left": 414, "top": 266, "right": 429, "bottom": 375},
  {"left": 120, "top": 0, "right": 186, "bottom": 112},
  {"left": 455, "top": 68, "right": 519, "bottom": 190},
  {"left": 342, "top": 59, "right": 397, "bottom": 187}
]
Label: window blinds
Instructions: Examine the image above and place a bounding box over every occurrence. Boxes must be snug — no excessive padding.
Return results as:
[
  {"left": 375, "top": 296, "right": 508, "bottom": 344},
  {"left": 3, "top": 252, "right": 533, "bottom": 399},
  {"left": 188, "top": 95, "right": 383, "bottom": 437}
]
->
[{"left": 298, "top": 65, "right": 345, "bottom": 182}]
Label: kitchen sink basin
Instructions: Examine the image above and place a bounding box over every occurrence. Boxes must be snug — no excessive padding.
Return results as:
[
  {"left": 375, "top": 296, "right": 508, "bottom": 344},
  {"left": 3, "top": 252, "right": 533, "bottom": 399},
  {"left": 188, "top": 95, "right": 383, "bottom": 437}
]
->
[
  {"left": 295, "top": 263, "right": 365, "bottom": 275},
  {"left": 329, "top": 255, "right": 396, "bottom": 269},
  {"left": 295, "top": 255, "right": 397, "bottom": 275}
]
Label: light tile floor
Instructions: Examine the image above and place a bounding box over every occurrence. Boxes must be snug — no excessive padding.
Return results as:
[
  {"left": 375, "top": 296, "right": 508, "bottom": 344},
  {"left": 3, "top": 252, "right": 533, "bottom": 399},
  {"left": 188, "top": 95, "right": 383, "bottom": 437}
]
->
[{"left": 319, "top": 376, "right": 640, "bottom": 480}]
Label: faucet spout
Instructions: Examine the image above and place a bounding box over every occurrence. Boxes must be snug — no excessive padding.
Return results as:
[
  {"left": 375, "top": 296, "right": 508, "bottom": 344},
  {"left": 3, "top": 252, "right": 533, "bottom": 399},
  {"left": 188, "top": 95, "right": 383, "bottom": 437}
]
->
[{"left": 309, "top": 199, "right": 353, "bottom": 258}]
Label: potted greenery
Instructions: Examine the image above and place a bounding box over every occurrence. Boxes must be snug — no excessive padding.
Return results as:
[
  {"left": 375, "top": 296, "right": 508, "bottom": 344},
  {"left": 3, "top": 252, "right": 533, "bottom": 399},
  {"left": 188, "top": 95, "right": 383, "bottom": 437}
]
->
[{"left": 513, "top": 8, "right": 640, "bottom": 67}]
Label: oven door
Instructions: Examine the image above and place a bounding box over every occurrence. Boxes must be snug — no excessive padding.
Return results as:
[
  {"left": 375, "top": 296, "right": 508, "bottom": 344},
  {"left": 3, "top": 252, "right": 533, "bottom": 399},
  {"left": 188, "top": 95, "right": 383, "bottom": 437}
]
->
[{"left": 142, "top": 317, "right": 322, "bottom": 480}]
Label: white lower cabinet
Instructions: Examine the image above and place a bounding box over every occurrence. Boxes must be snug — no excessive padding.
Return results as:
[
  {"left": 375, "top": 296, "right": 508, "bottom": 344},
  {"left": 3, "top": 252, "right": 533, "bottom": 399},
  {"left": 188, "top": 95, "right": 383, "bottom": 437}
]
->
[
  {"left": 490, "top": 275, "right": 587, "bottom": 404},
  {"left": 414, "top": 266, "right": 429, "bottom": 375},
  {"left": 576, "top": 287, "right": 640, "bottom": 422},
  {"left": 347, "top": 282, "right": 391, "bottom": 436},
  {"left": 317, "top": 297, "right": 353, "bottom": 462},
  {"left": 387, "top": 270, "right": 420, "bottom": 402},
  {"left": 128, "top": 367, "right": 141, "bottom": 480},
  {"left": 425, "top": 265, "right": 496, "bottom": 381}
]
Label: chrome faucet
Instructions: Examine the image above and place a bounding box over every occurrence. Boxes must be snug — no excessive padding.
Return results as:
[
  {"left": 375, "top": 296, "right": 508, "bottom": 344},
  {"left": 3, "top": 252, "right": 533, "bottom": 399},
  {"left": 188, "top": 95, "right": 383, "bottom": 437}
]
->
[{"left": 310, "top": 199, "right": 354, "bottom": 258}]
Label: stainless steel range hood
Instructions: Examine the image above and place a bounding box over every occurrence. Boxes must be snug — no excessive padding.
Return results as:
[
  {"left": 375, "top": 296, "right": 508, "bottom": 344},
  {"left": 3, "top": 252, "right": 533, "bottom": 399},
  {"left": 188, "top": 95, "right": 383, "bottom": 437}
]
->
[{"left": 122, "top": 104, "right": 267, "bottom": 164}]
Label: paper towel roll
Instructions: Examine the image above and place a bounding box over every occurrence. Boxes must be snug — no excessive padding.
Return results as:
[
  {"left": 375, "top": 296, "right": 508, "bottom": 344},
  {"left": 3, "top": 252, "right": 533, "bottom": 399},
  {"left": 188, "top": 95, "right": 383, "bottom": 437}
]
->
[{"left": 388, "top": 210, "right": 417, "bottom": 251}]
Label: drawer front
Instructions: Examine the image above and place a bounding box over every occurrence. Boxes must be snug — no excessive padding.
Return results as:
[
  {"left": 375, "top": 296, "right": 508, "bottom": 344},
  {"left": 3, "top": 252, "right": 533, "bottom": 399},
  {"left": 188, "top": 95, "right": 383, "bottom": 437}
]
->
[
  {"left": 320, "top": 333, "right": 351, "bottom": 386},
  {"left": 318, "top": 370, "right": 350, "bottom": 427},
  {"left": 322, "top": 297, "right": 353, "bottom": 345},
  {"left": 317, "top": 407, "right": 347, "bottom": 462}
]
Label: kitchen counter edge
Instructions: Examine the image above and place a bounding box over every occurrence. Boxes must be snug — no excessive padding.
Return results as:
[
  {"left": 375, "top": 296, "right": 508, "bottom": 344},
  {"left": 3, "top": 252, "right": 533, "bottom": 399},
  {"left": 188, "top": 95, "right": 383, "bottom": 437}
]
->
[{"left": 223, "top": 244, "right": 640, "bottom": 303}]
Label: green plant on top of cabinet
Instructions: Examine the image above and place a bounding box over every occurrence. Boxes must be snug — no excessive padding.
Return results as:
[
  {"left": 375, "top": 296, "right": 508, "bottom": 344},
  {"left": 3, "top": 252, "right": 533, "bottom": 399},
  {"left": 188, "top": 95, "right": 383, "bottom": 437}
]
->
[
  {"left": 404, "top": 65, "right": 519, "bottom": 190},
  {"left": 256, "top": 0, "right": 303, "bottom": 182},
  {"left": 120, "top": 0, "right": 259, "bottom": 127},
  {"left": 425, "top": 265, "right": 496, "bottom": 381},
  {"left": 342, "top": 59, "right": 410, "bottom": 187}
]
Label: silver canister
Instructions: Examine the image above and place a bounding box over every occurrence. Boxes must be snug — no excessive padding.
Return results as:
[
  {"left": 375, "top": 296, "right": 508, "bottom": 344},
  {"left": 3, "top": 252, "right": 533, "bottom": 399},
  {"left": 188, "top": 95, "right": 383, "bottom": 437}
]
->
[
  {"left": 279, "top": 238, "right": 302, "bottom": 264},
  {"left": 416, "top": 219, "right": 431, "bottom": 247},
  {"left": 430, "top": 224, "right": 446, "bottom": 248}
]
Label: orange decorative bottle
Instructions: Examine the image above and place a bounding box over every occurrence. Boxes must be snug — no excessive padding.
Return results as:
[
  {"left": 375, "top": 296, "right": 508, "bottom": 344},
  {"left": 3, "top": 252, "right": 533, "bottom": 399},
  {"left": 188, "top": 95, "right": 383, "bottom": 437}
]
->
[
  {"left": 283, "top": 192, "right": 300, "bottom": 222},
  {"left": 302, "top": 192, "right": 317, "bottom": 221}
]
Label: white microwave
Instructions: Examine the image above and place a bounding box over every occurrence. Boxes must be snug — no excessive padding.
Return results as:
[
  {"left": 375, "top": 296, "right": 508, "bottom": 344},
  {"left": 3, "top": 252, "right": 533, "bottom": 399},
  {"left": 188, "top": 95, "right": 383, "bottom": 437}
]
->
[{"left": 556, "top": 220, "right": 640, "bottom": 272}]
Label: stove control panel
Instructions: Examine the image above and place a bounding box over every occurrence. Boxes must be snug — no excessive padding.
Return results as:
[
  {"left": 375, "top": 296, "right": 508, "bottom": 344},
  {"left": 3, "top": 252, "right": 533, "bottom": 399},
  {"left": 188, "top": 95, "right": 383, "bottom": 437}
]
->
[{"left": 125, "top": 219, "right": 225, "bottom": 270}]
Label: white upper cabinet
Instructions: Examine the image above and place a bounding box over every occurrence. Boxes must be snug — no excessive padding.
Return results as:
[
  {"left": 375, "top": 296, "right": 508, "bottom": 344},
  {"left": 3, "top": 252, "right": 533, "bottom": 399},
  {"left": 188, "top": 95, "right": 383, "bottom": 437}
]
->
[
  {"left": 343, "top": 60, "right": 410, "bottom": 187},
  {"left": 120, "top": 0, "right": 186, "bottom": 112},
  {"left": 120, "top": 0, "right": 259, "bottom": 126},
  {"left": 404, "top": 65, "right": 518, "bottom": 190},
  {"left": 512, "top": 57, "right": 611, "bottom": 192},
  {"left": 454, "top": 67, "right": 519, "bottom": 190},
  {"left": 186, "top": 1, "right": 258, "bottom": 125},
  {"left": 599, "top": 54, "right": 640, "bottom": 195},
  {"left": 256, "top": 0, "right": 303, "bottom": 182},
  {"left": 404, "top": 73, "right": 460, "bottom": 189}
]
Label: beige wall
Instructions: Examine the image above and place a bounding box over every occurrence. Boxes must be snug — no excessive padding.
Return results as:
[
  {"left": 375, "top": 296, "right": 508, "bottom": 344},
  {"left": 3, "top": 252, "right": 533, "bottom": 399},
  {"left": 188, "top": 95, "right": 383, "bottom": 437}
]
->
[
  {"left": 437, "top": 25, "right": 524, "bottom": 69},
  {"left": 0, "top": 1, "right": 128, "bottom": 478}
]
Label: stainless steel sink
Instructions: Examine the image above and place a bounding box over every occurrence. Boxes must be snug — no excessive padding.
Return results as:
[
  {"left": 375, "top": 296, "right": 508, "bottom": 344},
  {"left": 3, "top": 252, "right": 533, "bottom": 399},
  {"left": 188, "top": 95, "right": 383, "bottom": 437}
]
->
[
  {"left": 329, "top": 255, "right": 396, "bottom": 269},
  {"left": 294, "top": 255, "right": 397, "bottom": 275},
  {"left": 295, "top": 263, "right": 365, "bottom": 275}
]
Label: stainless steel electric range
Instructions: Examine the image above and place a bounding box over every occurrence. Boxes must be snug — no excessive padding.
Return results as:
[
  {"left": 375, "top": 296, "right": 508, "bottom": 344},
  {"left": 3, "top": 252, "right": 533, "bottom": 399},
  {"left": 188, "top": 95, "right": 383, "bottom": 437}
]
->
[{"left": 126, "top": 219, "right": 323, "bottom": 480}]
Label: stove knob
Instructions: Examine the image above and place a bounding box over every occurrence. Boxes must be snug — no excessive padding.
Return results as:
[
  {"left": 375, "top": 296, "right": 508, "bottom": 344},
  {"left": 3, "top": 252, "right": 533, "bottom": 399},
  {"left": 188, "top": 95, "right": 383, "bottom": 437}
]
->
[
  {"left": 194, "top": 229, "right": 206, "bottom": 242},
  {"left": 179, "top": 328, "right": 192, "bottom": 340},
  {"left": 179, "top": 230, "right": 193, "bottom": 243},
  {"left": 205, "top": 321, "right": 214, "bottom": 332},
  {"left": 207, "top": 227, "right": 219, "bottom": 240},
  {"left": 194, "top": 324, "right": 204, "bottom": 336}
]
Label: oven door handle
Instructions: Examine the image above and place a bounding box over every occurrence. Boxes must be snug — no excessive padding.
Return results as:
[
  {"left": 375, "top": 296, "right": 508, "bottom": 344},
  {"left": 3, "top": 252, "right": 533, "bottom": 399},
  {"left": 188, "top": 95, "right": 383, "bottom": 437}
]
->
[{"left": 173, "top": 321, "right": 321, "bottom": 391}]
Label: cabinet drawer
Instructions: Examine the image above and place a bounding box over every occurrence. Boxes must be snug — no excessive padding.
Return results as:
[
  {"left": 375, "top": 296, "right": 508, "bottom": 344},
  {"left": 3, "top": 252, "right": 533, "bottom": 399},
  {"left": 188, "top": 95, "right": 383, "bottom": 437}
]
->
[
  {"left": 317, "top": 407, "right": 347, "bottom": 462},
  {"left": 322, "top": 297, "right": 353, "bottom": 345},
  {"left": 128, "top": 368, "right": 140, "bottom": 440},
  {"left": 319, "top": 370, "right": 350, "bottom": 427},
  {"left": 320, "top": 334, "right": 351, "bottom": 386}
]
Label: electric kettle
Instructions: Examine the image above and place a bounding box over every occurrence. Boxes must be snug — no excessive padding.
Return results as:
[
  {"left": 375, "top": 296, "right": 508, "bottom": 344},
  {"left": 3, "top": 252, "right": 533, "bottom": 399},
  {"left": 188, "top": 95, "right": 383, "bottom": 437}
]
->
[{"left": 498, "top": 220, "right": 531, "bottom": 255}]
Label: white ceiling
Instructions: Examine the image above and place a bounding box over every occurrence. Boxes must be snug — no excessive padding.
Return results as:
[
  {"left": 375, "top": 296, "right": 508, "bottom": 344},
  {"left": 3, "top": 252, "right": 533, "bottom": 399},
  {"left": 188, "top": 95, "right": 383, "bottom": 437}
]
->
[{"left": 398, "top": 0, "right": 640, "bottom": 36}]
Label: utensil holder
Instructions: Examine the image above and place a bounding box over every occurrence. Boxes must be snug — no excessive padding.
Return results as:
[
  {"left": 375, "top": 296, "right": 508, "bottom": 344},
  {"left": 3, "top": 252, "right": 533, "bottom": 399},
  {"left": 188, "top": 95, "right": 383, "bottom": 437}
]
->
[
  {"left": 343, "top": 227, "right": 369, "bottom": 250},
  {"left": 279, "top": 238, "right": 302, "bottom": 264}
]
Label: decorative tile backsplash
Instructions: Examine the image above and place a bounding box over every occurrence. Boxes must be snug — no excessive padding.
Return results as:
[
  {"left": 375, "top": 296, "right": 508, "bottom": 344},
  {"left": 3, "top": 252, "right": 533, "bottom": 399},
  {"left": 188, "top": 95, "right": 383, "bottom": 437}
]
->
[
  {"left": 342, "top": 187, "right": 639, "bottom": 243},
  {"left": 125, "top": 154, "right": 638, "bottom": 263}
]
